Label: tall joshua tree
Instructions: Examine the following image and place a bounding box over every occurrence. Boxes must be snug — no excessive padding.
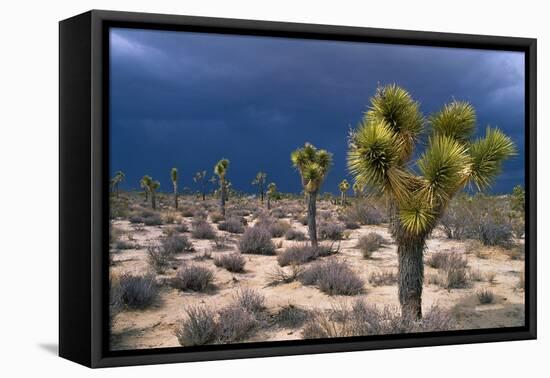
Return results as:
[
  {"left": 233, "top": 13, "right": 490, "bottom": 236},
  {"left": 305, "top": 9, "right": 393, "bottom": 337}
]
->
[
  {"left": 140, "top": 175, "right": 152, "bottom": 202},
  {"left": 147, "top": 179, "right": 160, "bottom": 210},
  {"left": 338, "top": 179, "right": 350, "bottom": 205},
  {"left": 267, "top": 182, "right": 277, "bottom": 210},
  {"left": 214, "top": 159, "right": 230, "bottom": 217},
  {"left": 347, "top": 84, "right": 515, "bottom": 320},
  {"left": 171, "top": 168, "right": 179, "bottom": 209},
  {"left": 291, "top": 143, "right": 333, "bottom": 247},
  {"left": 252, "top": 171, "right": 267, "bottom": 203},
  {"left": 193, "top": 170, "right": 208, "bottom": 201},
  {"left": 111, "top": 171, "right": 125, "bottom": 198}
]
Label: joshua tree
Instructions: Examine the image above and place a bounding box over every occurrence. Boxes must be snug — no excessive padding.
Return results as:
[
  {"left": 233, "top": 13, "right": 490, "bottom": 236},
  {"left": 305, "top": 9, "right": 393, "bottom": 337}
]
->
[
  {"left": 140, "top": 175, "right": 152, "bottom": 202},
  {"left": 193, "top": 170, "right": 209, "bottom": 201},
  {"left": 171, "top": 168, "right": 179, "bottom": 209},
  {"left": 146, "top": 178, "right": 160, "bottom": 210},
  {"left": 267, "top": 182, "right": 277, "bottom": 210},
  {"left": 291, "top": 143, "right": 333, "bottom": 247},
  {"left": 338, "top": 179, "right": 350, "bottom": 205},
  {"left": 352, "top": 181, "right": 362, "bottom": 198},
  {"left": 110, "top": 171, "right": 125, "bottom": 198},
  {"left": 511, "top": 184, "right": 525, "bottom": 212},
  {"left": 252, "top": 171, "right": 267, "bottom": 203},
  {"left": 347, "top": 84, "right": 515, "bottom": 320},
  {"left": 214, "top": 159, "right": 230, "bottom": 217}
]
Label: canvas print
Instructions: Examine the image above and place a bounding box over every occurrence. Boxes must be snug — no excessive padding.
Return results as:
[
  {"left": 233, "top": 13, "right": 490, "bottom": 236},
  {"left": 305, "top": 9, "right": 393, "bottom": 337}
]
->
[{"left": 108, "top": 28, "right": 526, "bottom": 351}]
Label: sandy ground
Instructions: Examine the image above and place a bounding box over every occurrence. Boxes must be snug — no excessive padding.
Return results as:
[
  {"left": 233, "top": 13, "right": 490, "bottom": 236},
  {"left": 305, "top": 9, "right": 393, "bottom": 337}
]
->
[{"left": 110, "top": 197, "right": 525, "bottom": 350}]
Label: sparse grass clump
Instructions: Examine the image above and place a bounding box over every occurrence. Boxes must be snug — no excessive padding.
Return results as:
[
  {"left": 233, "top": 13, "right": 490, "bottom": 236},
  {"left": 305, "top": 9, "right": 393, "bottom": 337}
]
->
[
  {"left": 161, "top": 234, "right": 194, "bottom": 254},
  {"left": 266, "top": 265, "right": 304, "bottom": 286},
  {"left": 368, "top": 270, "right": 397, "bottom": 286},
  {"left": 426, "top": 251, "right": 469, "bottom": 289},
  {"left": 214, "top": 253, "right": 246, "bottom": 273},
  {"left": 129, "top": 209, "right": 162, "bottom": 226},
  {"left": 300, "top": 260, "right": 364, "bottom": 295},
  {"left": 357, "top": 232, "right": 384, "bottom": 258},
  {"left": 284, "top": 228, "right": 307, "bottom": 241},
  {"left": 112, "top": 239, "right": 136, "bottom": 250},
  {"left": 213, "top": 235, "right": 232, "bottom": 250},
  {"left": 216, "top": 305, "right": 258, "bottom": 342},
  {"left": 277, "top": 244, "right": 336, "bottom": 267},
  {"left": 180, "top": 206, "right": 196, "bottom": 218},
  {"left": 175, "top": 306, "right": 218, "bottom": 346},
  {"left": 233, "top": 288, "right": 265, "bottom": 314},
  {"left": 173, "top": 264, "right": 214, "bottom": 292},
  {"left": 116, "top": 274, "right": 158, "bottom": 309},
  {"left": 270, "top": 208, "right": 286, "bottom": 218},
  {"left": 268, "top": 220, "right": 291, "bottom": 238},
  {"left": 318, "top": 222, "right": 345, "bottom": 240},
  {"left": 191, "top": 220, "right": 216, "bottom": 239},
  {"left": 210, "top": 212, "right": 224, "bottom": 224},
  {"left": 217, "top": 217, "right": 245, "bottom": 234},
  {"left": 477, "top": 289, "right": 495, "bottom": 304},
  {"left": 275, "top": 304, "right": 310, "bottom": 328},
  {"left": 239, "top": 227, "right": 276, "bottom": 255},
  {"left": 146, "top": 246, "right": 171, "bottom": 273}
]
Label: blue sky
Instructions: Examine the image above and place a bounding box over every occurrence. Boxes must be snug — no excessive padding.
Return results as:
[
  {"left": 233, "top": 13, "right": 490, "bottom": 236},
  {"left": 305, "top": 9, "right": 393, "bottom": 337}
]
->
[{"left": 109, "top": 27, "right": 525, "bottom": 195}]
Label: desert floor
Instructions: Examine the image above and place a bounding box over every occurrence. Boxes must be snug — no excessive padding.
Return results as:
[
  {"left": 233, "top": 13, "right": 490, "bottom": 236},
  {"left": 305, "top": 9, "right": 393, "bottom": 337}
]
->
[{"left": 110, "top": 196, "right": 524, "bottom": 350}]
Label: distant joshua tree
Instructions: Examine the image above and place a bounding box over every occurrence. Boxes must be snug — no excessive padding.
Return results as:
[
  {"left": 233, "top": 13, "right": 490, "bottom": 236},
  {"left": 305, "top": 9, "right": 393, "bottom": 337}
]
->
[
  {"left": 511, "top": 184, "right": 525, "bottom": 212},
  {"left": 110, "top": 171, "right": 125, "bottom": 198},
  {"left": 171, "top": 168, "right": 179, "bottom": 209},
  {"left": 193, "top": 170, "right": 209, "bottom": 201},
  {"left": 291, "top": 143, "right": 333, "bottom": 247},
  {"left": 140, "top": 175, "right": 152, "bottom": 202},
  {"left": 146, "top": 178, "right": 160, "bottom": 210},
  {"left": 352, "top": 181, "right": 362, "bottom": 198},
  {"left": 252, "top": 171, "right": 267, "bottom": 203},
  {"left": 267, "top": 182, "right": 277, "bottom": 210},
  {"left": 347, "top": 84, "right": 515, "bottom": 320},
  {"left": 338, "top": 179, "right": 350, "bottom": 204},
  {"left": 214, "top": 159, "right": 230, "bottom": 217}
]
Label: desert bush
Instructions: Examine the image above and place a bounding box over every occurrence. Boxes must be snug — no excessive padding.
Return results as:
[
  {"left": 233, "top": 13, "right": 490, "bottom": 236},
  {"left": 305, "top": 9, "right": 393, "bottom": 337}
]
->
[
  {"left": 238, "top": 227, "right": 276, "bottom": 255},
  {"left": 318, "top": 222, "right": 345, "bottom": 240},
  {"left": 426, "top": 252, "right": 469, "bottom": 289},
  {"left": 110, "top": 197, "right": 130, "bottom": 219},
  {"left": 284, "top": 228, "right": 307, "bottom": 241},
  {"left": 233, "top": 288, "right": 265, "bottom": 314},
  {"left": 161, "top": 234, "right": 194, "bottom": 254},
  {"left": 217, "top": 217, "right": 245, "bottom": 234},
  {"left": 191, "top": 220, "right": 216, "bottom": 239},
  {"left": 175, "top": 306, "right": 218, "bottom": 346},
  {"left": 477, "top": 289, "right": 495, "bottom": 304},
  {"left": 506, "top": 244, "right": 525, "bottom": 260},
  {"left": 214, "top": 253, "right": 246, "bottom": 273},
  {"left": 173, "top": 264, "right": 214, "bottom": 292},
  {"left": 216, "top": 305, "right": 258, "bottom": 342},
  {"left": 213, "top": 235, "right": 232, "bottom": 250},
  {"left": 357, "top": 232, "right": 384, "bottom": 258},
  {"left": 425, "top": 251, "right": 467, "bottom": 270},
  {"left": 129, "top": 209, "right": 162, "bottom": 226},
  {"left": 174, "top": 222, "right": 189, "bottom": 233},
  {"left": 368, "top": 270, "right": 397, "bottom": 286},
  {"left": 300, "top": 260, "right": 364, "bottom": 295},
  {"left": 117, "top": 274, "right": 158, "bottom": 309},
  {"left": 210, "top": 212, "right": 224, "bottom": 224},
  {"left": 180, "top": 206, "right": 196, "bottom": 218},
  {"left": 299, "top": 214, "right": 308, "bottom": 225},
  {"left": 443, "top": 265, "right": 469, "bottom": 289},
  {"left": 146, "top": 246, "right": 171, "bottom": 273},
  {"left": 468, "top": 268, "right": 484, "bottom": 282},
  {"left": 268, "top": 220, "right": 291, "bottom": 238},
  {"left": 270, "top": 208, "right": 286, "bottom": 219},
  {"left": 485, "top": 271, "right": 496, "bottom": 284},
  {"left": 193, "top": 209, "right": 208, "bottom": 220},
  {"left": 275, "top": 304, "right": 310, "bottom": 328},
  {"left": 266, "top": 265, "right": 304, "bottom": 286},
  {"left": 192, "top": 250, "right": 212, "bottom": 261},
  {"left": 478, "top": 221, "right": 513, "bottom": 247},
  {"left": 464, "top": 240, "right": 484, "bottom": 255},
  {"left": 342, "top": 219, "right": 360, "bottom": 230},
  {"left": 342, "top": 200, "right": 384, "bottom": 225},
  {"left": 163, "top": 213, "right": 177, "bottom": 224},
  {"left": 277, "top": 244, "right": 336, "bottom": 267},
  {"left": 112, "top": 239, "right": 136, "bottom": 250}
]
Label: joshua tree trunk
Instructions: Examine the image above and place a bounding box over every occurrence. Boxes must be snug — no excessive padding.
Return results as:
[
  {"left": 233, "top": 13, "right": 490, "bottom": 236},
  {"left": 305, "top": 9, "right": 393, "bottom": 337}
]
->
[
  {"left": 151, "top": 192, "right": 156, "bottom": 210},
  {"left": 267, "top": 197, "right": 271, "bottom": 210},
  {"left": 115, "top": 184, "right": 119, "bottom": 198},
  {"left": 144, "top": 191, "right": 148, "bottom": 202},
  {"left": 307, "top": 191, "right": 318, "bottom": 247},
  {"left": 340, "top": 192, "right": 344, "bottom": 205},
  {"left": 202, "top": 190, "right": 206, "bottom": 201},
  {"left": 397, "top": 236, "right": 425, "bottom": 320},
  {"left": 173, "top": 184, "right": 178, "bottom": 209},
  {"left": 220, "top": 182, "right": 226, "bottom": 217},
  {"left": 260, "top": 184, "right": 264, "bottom": 203}
]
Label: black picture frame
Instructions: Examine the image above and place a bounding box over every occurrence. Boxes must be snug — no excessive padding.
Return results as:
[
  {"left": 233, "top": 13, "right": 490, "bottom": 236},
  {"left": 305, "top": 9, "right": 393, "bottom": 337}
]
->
[{"left": 59, "top": 9, "right": 537, "bottom": 368}]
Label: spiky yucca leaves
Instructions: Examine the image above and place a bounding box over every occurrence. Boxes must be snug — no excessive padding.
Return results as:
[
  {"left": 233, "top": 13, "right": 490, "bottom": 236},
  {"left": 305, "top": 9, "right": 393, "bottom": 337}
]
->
[
  {"left": 267, "top": 182, "right": 277, "bottom": 210},
  {"left": 348, "top": 85, "right": 516, "bottom": 319},
  {"left": 140, "top": 175, "right": 152, "bottom": 202},
  {"left": 171, "top": 168, "right": 179, "bottom": 209},
  {"left": 252, "top": 171, "right": 267, "bottom": 203},
  {"left": 339, "top": 179, "right": 350, "bottom": 205},
  {"left": 193, "top": 170, "right": 208, "bottom": 201},
  {"left": 214, "top": 159, "right": 230, "bottom": 217},
  {"left": 291, "top": 143, "right": 333, "bottom": 246}
]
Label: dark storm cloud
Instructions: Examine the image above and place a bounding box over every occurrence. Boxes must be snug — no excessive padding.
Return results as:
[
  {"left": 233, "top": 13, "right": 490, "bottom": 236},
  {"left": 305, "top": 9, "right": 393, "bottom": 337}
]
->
[{"left": 110, "top": 28, "right": 525, "bottom": 195}]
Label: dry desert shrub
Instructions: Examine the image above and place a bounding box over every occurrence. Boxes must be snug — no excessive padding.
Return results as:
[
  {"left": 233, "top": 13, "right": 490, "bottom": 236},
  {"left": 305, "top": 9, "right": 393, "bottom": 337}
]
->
[
  {"left": 238, "top": 226, "right": 276, "bottom": 255},
  {"left": 277, "top": 243, "right": 336, "bottom": 267},
  {"left": 146, "top": 246, "right": 171, "bottom": 273},
  {"left": 477, "top": 289, "right": 495, "bottom": 304},
  {"left": 233, "top": 288, "right": 265, "bottom": 314},
  {"left": 213, "top": 253, "right": 246, "bottom": 273},
  {"left": 217, "top": 217, "right": 245, "bottom": 234},
  {"left": 357, "top": 232, "right": 384, "bottom": 258},
  {"left": 191, "top": 220, "right": 217, "bottom": 239},
  {"left": 274, "top": 304, "right": 310, "bottom": 328},
  {"left": 266, "top": 265, "right": 304, "bottom": 286},
  {"left": 318, "top": 222, "right": 345, "bottom": 240},
  {"left": 173, "top": 264, "right": 214, "bottom": 292},
  {"left": 368, "top": 270, "right": 397, "bottom": 286},
  {"left": 209, "top": 212, "right": 224, "bottom": 224},
  {"left": 216, "top": 305, "right": 258, "bottom": 342},
  {"left": 175, "top": 306, "right": 218, "bottom": 346},
  {"left": 115, "top": 273, "right": 158, "bottom": 309},
  {"left": 161, "top": 234, "right": 194, "bottom": 254},
  {"left": 426, "top": 251, "right": 469, "bottom": 289},
  {"left": 284, "top": 228, "right": 307, "bottom": 241},
  {"left": 300, "top": 259, "right": 364, "bottom": 296}
]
